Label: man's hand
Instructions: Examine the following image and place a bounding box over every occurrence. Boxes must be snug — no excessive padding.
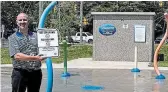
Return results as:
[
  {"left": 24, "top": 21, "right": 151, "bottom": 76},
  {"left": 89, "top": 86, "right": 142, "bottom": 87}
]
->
[
  {"left": 34, "top": 55, "right": 43, "bottom": 61},
  {"left": 42, "top": 57, "right": 47, "bottom": 61},
  {"left": 35, "top": 55, "right": 47, "bottom": 62},
  {"left": 37, "top": 54, "right": 47, "bottom": 61}
]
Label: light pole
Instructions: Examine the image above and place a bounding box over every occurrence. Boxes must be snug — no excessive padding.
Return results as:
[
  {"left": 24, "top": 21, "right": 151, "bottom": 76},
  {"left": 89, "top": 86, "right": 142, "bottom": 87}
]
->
[
  {"left": 80, "top": 1, "right": 83, "bottom": 44},
  {"left": 58, "top": 1, "right": 61, "bottom": 42},
  {"left": 0, "top": 1, "right": 1, "bottom": 39},
  {"left": 39, "top": 1, "right": 43, "bottom": 21}
]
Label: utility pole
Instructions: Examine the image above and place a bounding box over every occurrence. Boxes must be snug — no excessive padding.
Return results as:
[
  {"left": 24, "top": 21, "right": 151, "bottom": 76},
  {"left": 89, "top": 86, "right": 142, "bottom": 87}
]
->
[
  {"left": 39, "top": 1, "right": 43, "bottom": 21},
  {"left": 117, "top": 1, "right": 118, "bottom": 12},
  {"left": 0, "top": 1, "right": 1, "bottom": 33},
  {"left": 58, "top": 1, "right": 61, "bottom": 42},
  {"left": 58, "top": 2, "right": 61, "bottom": 31},
  {"left": 0, "top": 1, "right": 3, "bottom": 39},
  {"left": 80, "top": 1, "right": 83, "bottom": 44}
]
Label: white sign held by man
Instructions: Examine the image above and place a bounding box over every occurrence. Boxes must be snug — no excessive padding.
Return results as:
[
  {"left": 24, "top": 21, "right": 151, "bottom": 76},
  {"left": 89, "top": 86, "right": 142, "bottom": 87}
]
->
[
  {"left": 37, "top": 28, "right": 59, "bottom": 57},
  {"left": 37, "top": 28, "right": 59, "bottom": 47}
]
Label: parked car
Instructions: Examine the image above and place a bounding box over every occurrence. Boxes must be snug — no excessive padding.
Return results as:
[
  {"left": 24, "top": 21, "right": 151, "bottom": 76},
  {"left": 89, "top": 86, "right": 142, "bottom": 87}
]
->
[
  {"left": 66, "top": 32, "right": 93, "bottom": 44},
  {"left": 154, "top": 38, "right": 162, "bottom": 44},
  {"left": 3, "top": 28, "right": 15, "bottom": 39},
  {"left": 154, "top": 37, "right": 168, "bottom": 44}
]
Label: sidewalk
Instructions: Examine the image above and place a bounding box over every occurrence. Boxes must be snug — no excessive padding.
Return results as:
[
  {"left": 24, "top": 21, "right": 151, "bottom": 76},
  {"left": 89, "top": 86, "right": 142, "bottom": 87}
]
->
[{"left": 1, "top": 58, "right": 168, "bottom": 70}]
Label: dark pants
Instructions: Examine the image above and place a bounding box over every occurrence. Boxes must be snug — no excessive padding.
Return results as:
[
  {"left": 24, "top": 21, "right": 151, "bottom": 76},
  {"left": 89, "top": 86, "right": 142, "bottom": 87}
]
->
[{"left": 11, "top": 68, "right": 42, "bottom": 92}]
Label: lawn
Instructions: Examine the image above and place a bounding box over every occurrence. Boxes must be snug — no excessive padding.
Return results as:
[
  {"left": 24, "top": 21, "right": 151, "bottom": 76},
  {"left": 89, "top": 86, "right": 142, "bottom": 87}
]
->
[
  {"left": 1, "top": 44, "right": 168, "bottom": 67},
  {"left": 1, "top": 44, "right": 92, "bottom": 64}
]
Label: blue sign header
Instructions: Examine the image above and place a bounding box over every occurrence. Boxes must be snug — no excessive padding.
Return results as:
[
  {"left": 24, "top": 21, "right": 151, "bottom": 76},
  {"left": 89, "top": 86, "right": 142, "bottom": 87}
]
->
[{"left": 99, "top": 24, "right": 116, "bottom": 36}]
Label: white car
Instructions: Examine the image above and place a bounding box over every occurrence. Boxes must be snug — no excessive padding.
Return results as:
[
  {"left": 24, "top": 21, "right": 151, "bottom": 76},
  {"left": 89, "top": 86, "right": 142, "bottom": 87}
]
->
[{"left": 67, "top": 32, "right": 93, "bottom": 43}]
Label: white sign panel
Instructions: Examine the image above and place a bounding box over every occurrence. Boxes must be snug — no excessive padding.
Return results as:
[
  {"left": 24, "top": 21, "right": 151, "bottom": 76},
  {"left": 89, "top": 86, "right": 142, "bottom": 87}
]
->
[
  {"left": 134, "top": 25, "right": 146, "bottom": 42},
  {"left": 37, "top": 29, "right": 59, "bottom": 47},
  {"left": 37, "top": 28, "right": 59, "bottom": 57},
  {"left": 39, "top": 47, "right": 59, "bottom": 57}
]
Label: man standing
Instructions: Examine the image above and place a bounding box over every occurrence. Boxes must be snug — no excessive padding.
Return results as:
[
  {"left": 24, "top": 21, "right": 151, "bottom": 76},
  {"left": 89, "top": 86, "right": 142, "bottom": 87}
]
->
[{"left": 8, "top": 13, "right": 44, "bottom": 92}]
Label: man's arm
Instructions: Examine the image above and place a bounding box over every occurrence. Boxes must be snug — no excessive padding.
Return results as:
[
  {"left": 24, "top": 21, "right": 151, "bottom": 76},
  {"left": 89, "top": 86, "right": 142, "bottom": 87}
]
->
[
  {"left": 8, "top": 35, "right": 43, "bottom": 62},
  {"left": 14, "top": 53, "right": 43, "bottom": 61}
]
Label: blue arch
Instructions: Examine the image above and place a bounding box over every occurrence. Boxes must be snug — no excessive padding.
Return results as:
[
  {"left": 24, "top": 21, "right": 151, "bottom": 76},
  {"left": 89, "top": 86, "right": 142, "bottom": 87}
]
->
[{"left": 38, "top": 1, "right": 57, "bottom": 92}]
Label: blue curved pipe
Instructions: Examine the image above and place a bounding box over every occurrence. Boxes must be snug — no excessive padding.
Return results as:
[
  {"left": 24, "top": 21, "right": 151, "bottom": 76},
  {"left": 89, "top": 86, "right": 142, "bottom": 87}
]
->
[
  {"left": 39, "top": 1, "right": 57, "bottom": 28},
  {"left": 38, "top": 1, "right": 57, "bottom": 92}
]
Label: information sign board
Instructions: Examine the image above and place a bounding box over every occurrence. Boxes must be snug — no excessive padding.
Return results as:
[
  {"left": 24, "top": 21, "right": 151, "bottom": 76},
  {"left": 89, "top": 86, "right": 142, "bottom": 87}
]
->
[
  {"left": 37, "top": 28, "right": 59, "bottom": 57},
  {"left": 134, "top": 25, "right": 146, "bottom": 43},
  {"left": 37, "top": 28, "right": 58, "bottom": 47}
]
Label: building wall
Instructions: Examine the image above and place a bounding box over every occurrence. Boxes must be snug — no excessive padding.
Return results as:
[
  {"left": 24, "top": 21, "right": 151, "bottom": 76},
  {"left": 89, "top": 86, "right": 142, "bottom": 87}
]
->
[{"left": 92, "top": 12, "right": 155, "bottom": 62}]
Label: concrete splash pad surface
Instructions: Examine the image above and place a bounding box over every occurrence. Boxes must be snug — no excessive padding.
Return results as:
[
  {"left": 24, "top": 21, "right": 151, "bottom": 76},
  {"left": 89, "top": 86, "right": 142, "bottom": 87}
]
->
[{"left": 1, "top": 68, "right": 168, "bottom": 92}]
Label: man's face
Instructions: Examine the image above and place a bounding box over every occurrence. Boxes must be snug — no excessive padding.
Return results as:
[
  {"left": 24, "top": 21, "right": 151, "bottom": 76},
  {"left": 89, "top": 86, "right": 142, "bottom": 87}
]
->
[{"left": 16, "top": 13, "right": 29, "bottom": 30}]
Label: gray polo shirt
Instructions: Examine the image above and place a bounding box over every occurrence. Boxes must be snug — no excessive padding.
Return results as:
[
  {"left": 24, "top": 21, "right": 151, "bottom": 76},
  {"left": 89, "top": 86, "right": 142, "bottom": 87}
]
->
[{"left": 8, "top": 31, "right": 41, "bottom": 70}]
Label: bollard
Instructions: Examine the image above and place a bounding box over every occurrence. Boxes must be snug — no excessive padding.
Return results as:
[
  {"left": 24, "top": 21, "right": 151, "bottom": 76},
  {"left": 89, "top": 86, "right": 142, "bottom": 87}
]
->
[{"left": 155, "top": 74, "right": 166, "bottom": 79}]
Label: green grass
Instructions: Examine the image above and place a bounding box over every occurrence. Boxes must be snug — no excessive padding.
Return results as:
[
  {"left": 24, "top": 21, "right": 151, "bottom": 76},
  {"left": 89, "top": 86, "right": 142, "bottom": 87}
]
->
[
  {"left": 1, "top": 48, "right": 11, "bottom": 64},
  {"left": 1, "top": 44, "right": 168, "bottom": 67},
  {"left": 154, "top": 44, "right": 168, "bottom": 67},
  {"left": 1, "top": 45, "right": 92, "bottom": 64},
  {"left": 52, "top": 44, "right": 92, "bottom": 63}
]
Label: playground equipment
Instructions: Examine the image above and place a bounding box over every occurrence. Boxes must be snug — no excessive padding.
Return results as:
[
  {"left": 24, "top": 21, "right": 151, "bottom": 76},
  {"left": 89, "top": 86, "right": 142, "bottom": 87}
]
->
[
  {"left": 131, "top": 46, "right": 140, "bottom": 72},
  {"left": 82, "top": 85, "right": 104, "bottom": 91},
  {"left": 38, "top": 1, "right": 57, "bottom": 92},
  {"left": 153, "top": 13, "right": 168, "bottom": 79},
  {"left": 61, "top": 40, "right": 71, "bottom": 77}
]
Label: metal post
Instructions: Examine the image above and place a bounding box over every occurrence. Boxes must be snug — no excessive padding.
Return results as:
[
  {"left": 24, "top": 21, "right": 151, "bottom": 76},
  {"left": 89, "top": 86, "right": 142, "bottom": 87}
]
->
[
  {"left": 134, "top": 46, "right": 138, "bottom": 68},
  {"left": 117, "top": 1, "right": 118, "bottom": 12},
  {"left": 63, "top": 40, "right": 67, "bottom": 73},
  {"left": 80, "top": 1, "right": 83, "bottom": 43},
  {"left": 58, "top": 2, "right": 61, "bottom": 42},
  {"left": 131, "top": 46, "right": 140, "bottom": 72},
  {"left": 0, "top": 1, "right": 2, "bottom": 39},
  {"left": 0, "top": 2, "right": 1, "bottom": 81},
  {"left": 39, "top": 1, "right": 43, "bottom": 20}
]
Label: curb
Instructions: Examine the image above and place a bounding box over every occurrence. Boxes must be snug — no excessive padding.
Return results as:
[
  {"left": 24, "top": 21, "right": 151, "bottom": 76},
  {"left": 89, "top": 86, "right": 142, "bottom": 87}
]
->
[{"left": 1, "top": 64, "right": 168, "bottom": 70}]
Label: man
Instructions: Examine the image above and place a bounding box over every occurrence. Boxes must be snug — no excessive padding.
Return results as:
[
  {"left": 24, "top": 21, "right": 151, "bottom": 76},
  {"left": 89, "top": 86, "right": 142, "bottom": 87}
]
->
[{"left": 8, "top": 13, "right": 44, "bottom": 92}]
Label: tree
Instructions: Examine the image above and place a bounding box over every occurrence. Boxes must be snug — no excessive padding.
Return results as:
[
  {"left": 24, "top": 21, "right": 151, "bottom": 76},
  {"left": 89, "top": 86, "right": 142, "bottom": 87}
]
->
[
  {"left": 83, "top": 1, "right": 168, "bottom": 39},
  {"left": 49, "top": 1, "right": 80, "bottom": 40},
  {"left": 1, "top": 1, "right": 39, "bottom": 28},
  {"left": 1, "top": 1, "right": 168, "bottom": 39},
  {"left": 1, "top": 1, "right": 39, "bottom": 38}
]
